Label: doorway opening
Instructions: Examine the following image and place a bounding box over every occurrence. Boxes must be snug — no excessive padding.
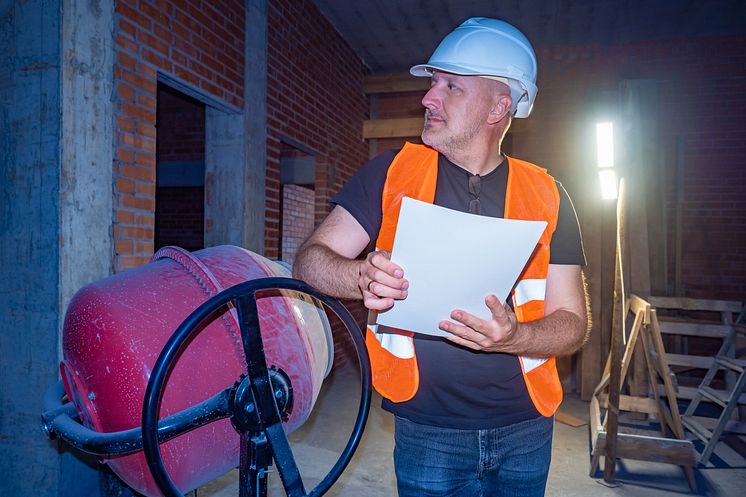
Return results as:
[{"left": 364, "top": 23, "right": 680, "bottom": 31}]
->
[{"left": 155, "top": 83, "right": 206, "bottom": 252}]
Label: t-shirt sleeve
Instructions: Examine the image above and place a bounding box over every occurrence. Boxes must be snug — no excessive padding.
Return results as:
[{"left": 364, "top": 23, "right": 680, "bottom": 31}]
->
[
  {"left": 549, "top": 181, "right": 586, "bottom": 265},
  {"left": 330, "top": 149, "right": 397, "bottom": 244}
]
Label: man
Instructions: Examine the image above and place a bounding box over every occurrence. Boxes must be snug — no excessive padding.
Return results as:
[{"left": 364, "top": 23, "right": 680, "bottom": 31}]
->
[{"left": 293, "top": 17, "right": 588, "bottom": 497}]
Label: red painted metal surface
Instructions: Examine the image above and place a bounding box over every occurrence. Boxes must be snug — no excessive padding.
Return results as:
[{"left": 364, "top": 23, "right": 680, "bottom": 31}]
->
[{"left": 60, "top": 245, "right": 332, "bottom": 497}]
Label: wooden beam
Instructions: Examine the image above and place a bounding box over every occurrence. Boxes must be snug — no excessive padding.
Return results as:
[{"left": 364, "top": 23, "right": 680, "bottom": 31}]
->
[
  {"left": 657, "top": 320, "right": 732, "bottom": 338},
  {"left": 648, "top": 296, "right": 743, "bottom": 313},
  {"left": 594, "top": 432, "right": 697, "bottom": 466},
  {"left": 555, "top": 410, "right": 587, "bottom": 427},
  {"left": 659, "top": 384, "right": 746, "bottom": 404},
  {"left": 364, "top": 73, "right": 430, "bottom": 94},
  {"left": 604, "top": 178, "right": 627, "bottom": 483},
  {"left": 598, "top": 393, "right": 659, "bottom": 414},
  {"left": 362, "top": 117, "right": 423, "bottom": 139},
  {"left": 629, "top": 294, "right": 651, "bottom": 324},
  {"left": 667, "top": 353, "right": 714, "bottom": 369}
]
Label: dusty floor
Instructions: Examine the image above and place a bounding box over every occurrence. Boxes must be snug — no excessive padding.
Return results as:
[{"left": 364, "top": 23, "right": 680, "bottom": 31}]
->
[{"left": 196, "top": 364, "right": 746, "bottom": 497}]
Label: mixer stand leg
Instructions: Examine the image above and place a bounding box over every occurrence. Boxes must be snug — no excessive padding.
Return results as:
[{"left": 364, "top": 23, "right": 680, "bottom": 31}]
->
[{"left": 239, "top": 431, "right": 272, "bottom": 497}]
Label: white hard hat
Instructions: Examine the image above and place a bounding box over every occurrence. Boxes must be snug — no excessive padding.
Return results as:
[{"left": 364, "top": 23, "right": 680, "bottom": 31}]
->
[{"left": 410, "top": 17, "right": 538, "bottom": 118}]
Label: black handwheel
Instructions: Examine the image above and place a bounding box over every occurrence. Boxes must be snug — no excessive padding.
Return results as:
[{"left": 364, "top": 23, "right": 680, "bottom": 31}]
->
[{"left": 142, "top": 277, "right": 372, "bottom": 497}]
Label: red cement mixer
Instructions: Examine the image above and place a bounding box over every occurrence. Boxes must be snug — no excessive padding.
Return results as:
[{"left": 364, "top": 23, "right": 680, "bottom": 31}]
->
[{"left": 41, "top": 245, "right": 371, "bottom": 497}]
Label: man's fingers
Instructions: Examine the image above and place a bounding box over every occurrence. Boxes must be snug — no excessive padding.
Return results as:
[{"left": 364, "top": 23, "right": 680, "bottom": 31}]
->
[
  {"left": 362, "top": 291, "right": 395, "bottom": 311},
  {"left": 366, "top": 269, "right": 408, "bottom": 292},
  {"left": 361, "top": 250, "right": 408, "bottom": 300},
  {"left": 368, "top": 251, "right": 404, "bottom": 279},
  {"left": 448, "top": 309, "right": 487, "bottom": 333},
  {"left": 444, "top": 334, "right": 482, "bottom": 351},
  {"left": 367, "top": 282, "right": 408, "bottom": 300},
  {"left": 439, "top": 320, "right": 487, "bottom": 348},
  {"left": 486, "top": 295, "right": 512, "bottom": 326}
]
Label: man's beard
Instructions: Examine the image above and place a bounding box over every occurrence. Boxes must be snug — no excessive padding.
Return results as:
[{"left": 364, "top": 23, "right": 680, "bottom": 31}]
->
[{"left": 421, "top": 108, "right": 487, "bottom": 155}]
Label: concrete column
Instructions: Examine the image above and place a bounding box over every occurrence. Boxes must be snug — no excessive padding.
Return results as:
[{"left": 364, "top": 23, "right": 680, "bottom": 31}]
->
[
  {"left": 0, "top": 1, "right": 113, "bottom": 496},
  {"left": 60, "top": 0, "right": 115, "bottom": 313},
  {"left": 58, "top": 0, "right": 115, "bottom": 493},
  {"left": 204, "top": 0, "right": 267, "bottom": 253}
]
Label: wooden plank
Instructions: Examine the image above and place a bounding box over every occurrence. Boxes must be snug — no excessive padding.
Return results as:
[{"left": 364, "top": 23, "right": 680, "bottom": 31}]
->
[
  {"left": 648, "top": 296, "right": 742, "bottom": 313},
  {"left": 589, "top": 395, "right": 603, "bottom": 476},
  {"left": 647, "top": 147, "right": 668, "bottom": 297},
  {"left": 619, "top": 80, "right": 658, "bottom": 300},
  {"left": 657, "top": 320, "right": 732, "bottom": 338},
  {"left": 594, "top": 432, "right": 697, "bottom": 466},
  {"left": 639, "top": 325, "right": 669, "bottom": 435},
  {"left": 556, "top": 410, "right": 588, "bottom": 427},
  {"left": 660, "top": 384, "right": 746, "bottom": 404},
  {"left": 619, "top": 310, "right": 645, "bottom": 386},
  {"left": 364, "top": 73, "right": 430, "bottom": 94},
  {"left": 667, "top": 353, "right": 714, "bottom": 369},
  {"left": 673, "top": 136, "right": 685, "bottom": 295},
  {"left": 362, "top": 117, "right": 423, "bottom": 139},
  {"left": 689, "top": 416, "right": 746, "bottom": 435},
  {"left": 598, "top": 393, "right": 659, "bottom": 414},
  {"left": 600, "top": 201, "right": 616, "bottom": 392},
  {"left": 580, "top": 183, "right": 603, "bottom": 401},
  {"left": 604, "top": 178, "right": 627, "bottom": 483},
  {"left": 628, "top": 294, "right": 651, "bottom": 324},
  {"left": 649, "top": 310, "right": 686, "bottom": 437}
]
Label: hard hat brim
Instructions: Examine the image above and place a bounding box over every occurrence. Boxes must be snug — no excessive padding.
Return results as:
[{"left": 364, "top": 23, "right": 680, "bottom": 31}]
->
[{"left": 410, "top": 62, "right": 500, "bottom": 78}]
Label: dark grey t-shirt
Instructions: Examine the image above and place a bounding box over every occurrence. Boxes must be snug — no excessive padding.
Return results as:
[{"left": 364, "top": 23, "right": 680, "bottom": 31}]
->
[{"left": 332, "top": 149, "right": 586, "bottom": 429}]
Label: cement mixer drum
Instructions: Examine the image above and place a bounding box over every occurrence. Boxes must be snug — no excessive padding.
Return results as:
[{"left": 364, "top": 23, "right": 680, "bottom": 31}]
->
[{"left": 58, "top": 245, "right": 334, "bottom": 496}]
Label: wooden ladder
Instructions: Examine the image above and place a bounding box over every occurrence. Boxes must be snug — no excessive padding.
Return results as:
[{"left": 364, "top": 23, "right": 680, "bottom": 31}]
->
[{"left": 681, "top": 306, "right": 746, "bottom": 465}]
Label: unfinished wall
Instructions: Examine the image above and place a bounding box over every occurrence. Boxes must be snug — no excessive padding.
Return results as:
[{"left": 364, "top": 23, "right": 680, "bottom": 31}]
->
[
  {"left": 265, "top": 0, "right": 370, "bottom": 255},
  {"left": 114, "top": 0, "right": 245, "bottom": 271}
]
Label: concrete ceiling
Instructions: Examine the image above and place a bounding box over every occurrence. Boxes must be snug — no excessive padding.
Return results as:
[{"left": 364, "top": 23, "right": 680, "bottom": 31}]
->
[{"left": 311, "top": 0, "right": 746, "bottom": 73}]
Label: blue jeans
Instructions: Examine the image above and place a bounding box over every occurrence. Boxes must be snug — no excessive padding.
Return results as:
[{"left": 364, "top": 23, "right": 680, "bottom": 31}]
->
[{"left": 393, "top": 415, "right": 553, "bottom": 497}]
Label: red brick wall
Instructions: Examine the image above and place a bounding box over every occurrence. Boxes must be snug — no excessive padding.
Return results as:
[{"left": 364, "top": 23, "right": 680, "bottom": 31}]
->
[
  {"left": 265, "top": 0, "right": 370, "bottom": 259},
  {"left": 281, "top": 184, "right": 314, "bottom": 264},
  {"left": 113, "top": 0, "right": 244, "bottom": 271},
  {"left": 370, "top": 35, "right": 746, "bottom": 302}
]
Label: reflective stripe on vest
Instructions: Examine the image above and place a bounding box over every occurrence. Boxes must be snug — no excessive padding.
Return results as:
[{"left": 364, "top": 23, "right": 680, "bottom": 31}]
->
[
  {"left": 365, "top": 142, "right": 562, "bottom": 416},
  {"left": 368, "top": 324, "right": 415, "bottom": 359}
]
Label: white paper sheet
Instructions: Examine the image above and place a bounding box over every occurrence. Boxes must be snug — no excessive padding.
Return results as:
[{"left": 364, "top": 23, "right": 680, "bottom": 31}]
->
[{"left": 376, "top": 197, "right": 547, "bottom": 337}]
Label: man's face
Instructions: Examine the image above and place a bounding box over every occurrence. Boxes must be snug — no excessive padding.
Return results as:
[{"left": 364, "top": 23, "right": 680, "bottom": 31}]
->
[{"left": 420, "top": 72, "right": 496, "bottom": 155}]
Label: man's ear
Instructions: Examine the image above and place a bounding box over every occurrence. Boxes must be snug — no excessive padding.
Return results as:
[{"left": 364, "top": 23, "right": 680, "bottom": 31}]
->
[{"left": 488, "top": 95, "right": 512, "bottom": 124}]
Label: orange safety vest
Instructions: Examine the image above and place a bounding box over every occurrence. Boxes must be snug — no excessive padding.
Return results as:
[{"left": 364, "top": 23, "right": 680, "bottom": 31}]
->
[{"left": 364, "top": 142, "right": 563, "bottom": 417}]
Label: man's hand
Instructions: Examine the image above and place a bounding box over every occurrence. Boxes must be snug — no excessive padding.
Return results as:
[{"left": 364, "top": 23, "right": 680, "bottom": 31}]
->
[
  {"left": 358, "top": 251, "right": 409, "bottom": 311},
  {"left": 439, "top": 294, "right": 517, "bottom": 352}
]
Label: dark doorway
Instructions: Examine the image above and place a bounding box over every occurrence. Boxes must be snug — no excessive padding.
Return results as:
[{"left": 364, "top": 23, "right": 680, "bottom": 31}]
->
[
  {"left": 279, "top": 142, "right": 316, "bottom": 265},
  {"left": 155, "top": 83, "right": 206, "bottom": 251}
]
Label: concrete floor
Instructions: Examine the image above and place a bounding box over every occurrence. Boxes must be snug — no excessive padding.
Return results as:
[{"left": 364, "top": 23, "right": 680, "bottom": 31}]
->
[{"left": 196, "top": 364, "right": 746, "bottom": 497}]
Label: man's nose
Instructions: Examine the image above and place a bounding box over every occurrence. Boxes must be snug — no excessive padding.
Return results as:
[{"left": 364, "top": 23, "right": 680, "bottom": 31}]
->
[{"left": 421, "top": 84, "right": 441, "bottom": 110}]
